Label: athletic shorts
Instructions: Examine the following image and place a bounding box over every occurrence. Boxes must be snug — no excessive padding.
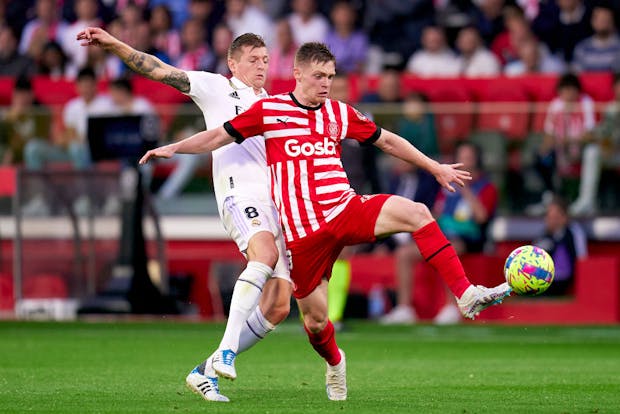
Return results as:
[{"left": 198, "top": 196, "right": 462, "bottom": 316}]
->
[
  {"left": 221, "top": 195, "right": 291, "bottom": 282},
  {"left": 287, "top": 194, "right": 392, "bottom": 299}
]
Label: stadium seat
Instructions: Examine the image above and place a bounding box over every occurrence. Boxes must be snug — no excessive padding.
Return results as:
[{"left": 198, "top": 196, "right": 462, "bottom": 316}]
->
[
  {"left": 0, "top": 76, "right": 14, "bottom": 106},
  {"left": 476, "top": 80, "right": 530, "bottom": 141},
  {"left": 0, "top": 166, "right": 16, "bottom": 197},
  {"left": 0, "top": 273, "right": 14, "bottom": 310},
  {"left": 426, "top": 86, "right": 474, "bottom": 153},
  {"left": 23, "top": 274, "right": 68, "bottom": 299}
]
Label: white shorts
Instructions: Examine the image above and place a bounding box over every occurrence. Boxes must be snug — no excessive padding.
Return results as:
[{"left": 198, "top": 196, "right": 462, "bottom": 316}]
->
[{"left": 221, "top": 195, "right": 291, "bottom": 282}]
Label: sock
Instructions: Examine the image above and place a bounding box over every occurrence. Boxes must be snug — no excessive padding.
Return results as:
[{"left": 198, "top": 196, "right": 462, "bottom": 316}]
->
[
  {"left": 237, "top": 306, "right": 275, "bottom": 354},
  {"left": 413, "top": 221, "right": 471, "bottom": 298},
  {"left": 218, "top": 261, "right": 272, "bottom": 352},
  {"left": 304, "top": 320, "right": 341, "bottom": 366},
  {"left": 328, "top": 259, "right": 351, "bottom": 323}
]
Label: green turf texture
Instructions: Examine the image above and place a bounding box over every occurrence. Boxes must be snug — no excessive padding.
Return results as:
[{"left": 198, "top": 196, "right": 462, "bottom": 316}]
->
[{"left": 1, "top": 321, "right": 619, "bottom": 413}]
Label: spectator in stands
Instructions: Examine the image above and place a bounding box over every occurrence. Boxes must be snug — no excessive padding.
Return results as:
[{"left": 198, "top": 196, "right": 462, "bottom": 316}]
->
[
  {"left": 208, "top": 24, "right": 233, "bottom": 76},
  {"left": 147, "top": 0, "right": 189, "bottom": 30},
  {"left": 405, "top": 26, "right": 460, "bottom": 77},
  {"left": 533, "top": 195, "right": 587, "bottom": 295},
  {"left": 397, "top": 92, "right": 439, "bottom": 158},
  {"left": 287, "top": 0, "right": 329, "bottom": 45},
  {"left": 455, "top": 25, "right": 501, "bottom": 77},
  {"left": 149, "top": 4, "right": 182, "bottom": 62},
  {"left": 37, "top": 41, "right": 70, "bottom": 79},
  {"left": 267, "top": 18, "right": 297, "bottom": 79},
  {"left": 571, "top": 72, "right": 620, "bottom": 215},
  {"left": 572, "top": 4, "right": 620, "bottom": 73},
  {"left": 187, "top": 0, "right": 225, "bottom": 44},
  {"left": 0, "top": 76, "right": 50, "bottom": 166},
  {"left": 363, "top": 0, "right": 434, "bottom": 72},
  {"left": 381, "top": 142, "right": 497, "bottom": 324},
  {"left": 24, "top": 67, "right": 113, "bottom": 172},
  {"left": 491, "top": 5, "right": 535, "bottom": 65},
  {"left": 325, "top": 1, "right": 368, "bottom": 74},
  {"left": 361, "top": 69, "right": 403, "bottom": 133},
  {"left": 18, "top": 0, "right": 68, "bottom": 60},
  {"left": 471, "top": 0, "right": 506, "bottom": 46},
  {"left": 526, "top": 73, "right": 596, "bottom": 216},
  {"left": 0, "top": 25, "right": 34, "bottom": 77},
  {"left": 504, "top": 38, "right": 566, "bottom": 76},
  {"left": 175, "top": 18, "right": 214, "bottom": 71},
  {"left": 225, "top": 0, "right": 274, "bottom": 47},
  {"left": 532, "top": 0, "right": 593, "bottom": 63},
  {"left": 107, "top": 78, "right": 155, "bottom": 116},
  {"left": 60, "top": 0, "right": 102, "bottom": 78}
]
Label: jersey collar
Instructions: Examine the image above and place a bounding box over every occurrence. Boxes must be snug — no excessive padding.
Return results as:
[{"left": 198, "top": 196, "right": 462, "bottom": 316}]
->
[
  {"left": 289, "top": 92, "right": 323, "bottom": 111},
  {"left": 229, "top": 76, "right": 268, "bottom": 98}
]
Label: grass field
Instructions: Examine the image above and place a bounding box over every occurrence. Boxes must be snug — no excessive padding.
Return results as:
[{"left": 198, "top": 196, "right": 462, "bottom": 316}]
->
[{"left": 1, "top": 321, "right": 619, "bottom": 413}]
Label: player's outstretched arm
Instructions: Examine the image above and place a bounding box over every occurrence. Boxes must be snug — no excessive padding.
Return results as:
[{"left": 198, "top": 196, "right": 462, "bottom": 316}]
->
[
  {"left": 139, "top": 126, "right": 234, "bottom": 165},
  {"left": 76, "top": 27, "right": 190, "bottom": 93},
  {"left": 374, "top": 129, "right": 471, "bottom": 192}
]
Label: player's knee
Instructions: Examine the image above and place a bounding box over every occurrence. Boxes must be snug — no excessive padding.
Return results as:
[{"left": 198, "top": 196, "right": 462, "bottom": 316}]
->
[
  {"left": 406, "top": 202, "right": 433, "bottom": 228},
  {"left": 303, "top": 314, "right": 328, "bottom": 333},
  {"left": 264, "top": 300, "right": 290, "bottom": 325},
  {"left": 247, "top": 239, "right": 279, "bottom": 269}
]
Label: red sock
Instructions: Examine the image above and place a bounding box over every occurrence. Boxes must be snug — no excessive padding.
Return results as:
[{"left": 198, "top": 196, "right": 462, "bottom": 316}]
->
[
  {"left": 413, "top": 221, "right": 471, "bottom": 298},
  {"left": 304, "top": 320, "right": 341, "bottom": 366}
]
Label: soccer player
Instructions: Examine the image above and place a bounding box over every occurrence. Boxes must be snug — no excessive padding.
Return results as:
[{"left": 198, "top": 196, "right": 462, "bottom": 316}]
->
[
  {"left": 139, "top": 43, "right": 512, "bottom": 401},
  {"left": 77, "top": 28, "right": 292, "bottom": 402}
]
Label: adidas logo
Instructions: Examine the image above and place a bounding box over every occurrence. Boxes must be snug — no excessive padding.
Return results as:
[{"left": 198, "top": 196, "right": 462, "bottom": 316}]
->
[{"left": 229, "top": 91, "right": 240, "bottom": 99}]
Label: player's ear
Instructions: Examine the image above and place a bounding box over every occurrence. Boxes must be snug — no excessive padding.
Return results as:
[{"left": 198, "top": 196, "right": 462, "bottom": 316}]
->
[{"left": 293, "top": 66, "right": 301, "bottom": 81}]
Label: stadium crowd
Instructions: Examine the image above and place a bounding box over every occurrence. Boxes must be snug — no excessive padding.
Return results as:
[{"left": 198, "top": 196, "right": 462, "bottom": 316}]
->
[{"left": 1, "top": 6, "right": 620, "bottom": 216}]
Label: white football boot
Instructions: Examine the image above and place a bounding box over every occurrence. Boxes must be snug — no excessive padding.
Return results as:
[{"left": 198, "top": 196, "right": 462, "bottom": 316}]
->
[
  {"left": 326, "top": 349, "right": 347, "bottom": 401},
  {"left": 212, "top": 349, "right": 237, "bottom": 380},
  {"left": 457, "top": 283, "right": 512, "bottom": 320},
  {"left": 185, "top": 357, "right": 229, "bottom": 402}
]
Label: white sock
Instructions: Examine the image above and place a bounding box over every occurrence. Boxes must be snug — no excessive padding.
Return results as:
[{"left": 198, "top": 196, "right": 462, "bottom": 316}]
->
[
  {"left": 218, "top": 261, "right": 272, "bottom": 352},
  {"left": 237, "top": 306, "right": 276, "bottom": 354}
]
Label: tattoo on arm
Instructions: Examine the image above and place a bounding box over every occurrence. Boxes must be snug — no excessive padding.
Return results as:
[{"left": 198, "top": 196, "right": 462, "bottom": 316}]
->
[
  {"left": 126, "top": 51, "right": 190, "bottom": 93},
  {"left": 162, "top": 71, "right": 190, "bottom": 93}
]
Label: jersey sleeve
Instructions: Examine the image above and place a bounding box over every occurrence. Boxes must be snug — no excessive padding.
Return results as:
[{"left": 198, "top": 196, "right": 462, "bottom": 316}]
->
[
  {"left": 223, "top": 100, "right": 264, "bottom": 144},
  {"left": 344, "top": 104, "right": 381, "bottom": 146},
  {"left": 185, "top": 71, "right": 222, "bottom": 101}
]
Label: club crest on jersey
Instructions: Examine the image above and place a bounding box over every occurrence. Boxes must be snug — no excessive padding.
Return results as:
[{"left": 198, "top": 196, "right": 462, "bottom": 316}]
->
[
  {"left": 229, "top": 91, "right": 240, "bottom": 99},
  {"left": 328, "top": 122, "right": 340, "bottom": 140}
]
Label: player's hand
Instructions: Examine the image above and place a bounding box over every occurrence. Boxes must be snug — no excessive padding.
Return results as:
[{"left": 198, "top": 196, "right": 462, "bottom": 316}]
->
[
  {"left": 139, "top": 146, "right": 176, "bottom": 165},
  {"left": 76, "top": 27, "right": 117, "bottom": 50},
  {"left": 433, "top": 163, "right": 471, "bottom": 193}
]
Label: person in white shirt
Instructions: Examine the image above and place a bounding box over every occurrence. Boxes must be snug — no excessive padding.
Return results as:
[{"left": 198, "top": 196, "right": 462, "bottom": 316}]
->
[
  {"left": 19, "top": 0, "right": 67, "bottom": 59},
  {"left": 504, "top": 38, "right": 566, "bottom": 76},
  {"left": 455, "top": 26, "right": 501, "bottom": 77},
  {"left": 24, "top": 67, "right": 114, "bottom": 171},
  {"left": 60, "top": 0, "right": 102, "bottom": 78},
  {"left": 406, "top": 26, "right": 460, "bottom": 77},
  {"left": 225, "top": 0, "right": 274, "bottom": 47},
  {"left": 77, "top": 27, "right": 292, "bottom": 403},
  {"left": 287, "top": 0, "right": 329, "bottom": 45}
]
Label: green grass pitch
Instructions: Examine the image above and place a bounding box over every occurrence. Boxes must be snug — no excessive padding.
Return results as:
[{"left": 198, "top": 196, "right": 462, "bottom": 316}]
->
[{"left": 1, "top": 321, "right": 619, "bottom": 413}]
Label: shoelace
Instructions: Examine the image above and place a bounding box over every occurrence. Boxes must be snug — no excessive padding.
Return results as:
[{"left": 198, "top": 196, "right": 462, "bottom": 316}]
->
[{"left": 221, "top": 350, "right": 236, "bottom": 366}]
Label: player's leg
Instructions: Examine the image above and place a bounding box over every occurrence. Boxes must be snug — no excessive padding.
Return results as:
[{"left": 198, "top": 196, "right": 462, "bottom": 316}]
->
[
  {"left": 373, "top": 195, "right": 510, "bottom": 319},
  {"left": 213, "top": 230, "right": 277, "bottom": 379},
  {"left": 297, "top": 280, "right": 347, "bottom": 401},
  {"left": 236, "top": 276, "right": 292, "bottom": 353}
]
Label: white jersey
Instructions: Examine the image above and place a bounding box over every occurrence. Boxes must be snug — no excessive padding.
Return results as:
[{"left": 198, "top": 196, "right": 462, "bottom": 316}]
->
[{"left": 184, "top": 71, "right": 270, "bottom": 216}]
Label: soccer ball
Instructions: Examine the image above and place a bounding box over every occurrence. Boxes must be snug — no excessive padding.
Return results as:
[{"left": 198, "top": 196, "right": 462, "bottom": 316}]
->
[{"left": 504, "top": 245, "right": 555, "bottom": 296}]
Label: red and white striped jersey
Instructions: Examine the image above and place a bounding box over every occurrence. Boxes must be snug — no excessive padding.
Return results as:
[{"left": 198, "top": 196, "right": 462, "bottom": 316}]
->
[{"left": 224, "top": 93, "right": 381, "bottom": 242}]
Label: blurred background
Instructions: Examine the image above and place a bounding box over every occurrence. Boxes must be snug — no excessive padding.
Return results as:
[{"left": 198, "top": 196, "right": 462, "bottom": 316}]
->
[{"left": 0, "top": 0, "right": 619, "bottom": 325}]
